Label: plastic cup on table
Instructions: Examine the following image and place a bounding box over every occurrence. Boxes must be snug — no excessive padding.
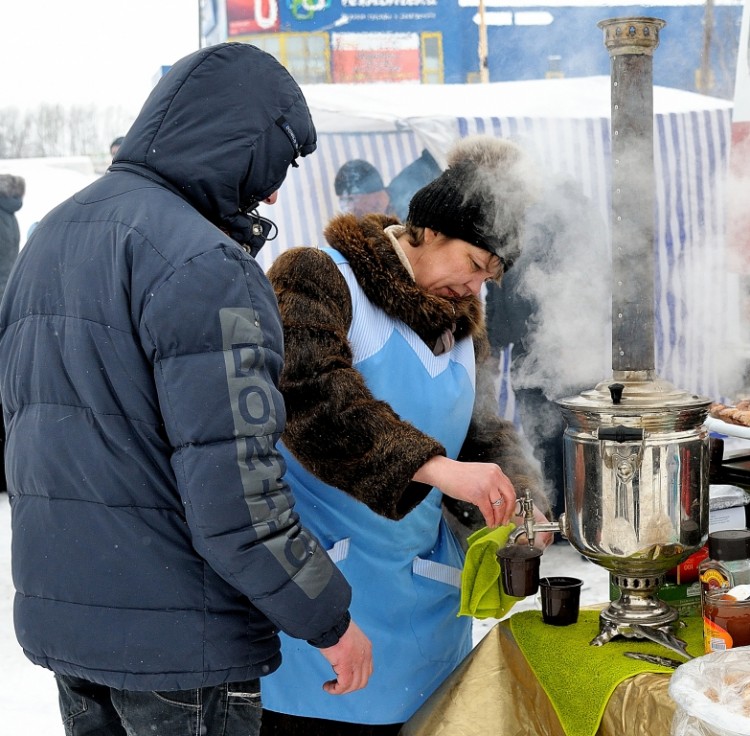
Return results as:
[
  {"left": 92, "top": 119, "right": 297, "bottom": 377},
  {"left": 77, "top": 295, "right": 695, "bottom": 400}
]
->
[{"left": 539, "top": 576, "right": 583, "bottom": 626}]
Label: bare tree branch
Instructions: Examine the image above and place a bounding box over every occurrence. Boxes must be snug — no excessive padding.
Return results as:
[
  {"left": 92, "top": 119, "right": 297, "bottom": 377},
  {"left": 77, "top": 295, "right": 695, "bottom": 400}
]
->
[{"left": 0, "top": 104, "right": 133, "bottom": 160}]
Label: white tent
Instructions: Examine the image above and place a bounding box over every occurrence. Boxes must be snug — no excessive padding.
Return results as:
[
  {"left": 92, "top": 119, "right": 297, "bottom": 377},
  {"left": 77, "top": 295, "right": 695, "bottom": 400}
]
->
[{"left": 258, "top": 76, "right": 738, "bottom": 406}]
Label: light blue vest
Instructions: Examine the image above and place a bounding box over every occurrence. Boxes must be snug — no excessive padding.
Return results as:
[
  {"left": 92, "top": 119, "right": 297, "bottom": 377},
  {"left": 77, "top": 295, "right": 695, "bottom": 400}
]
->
[{"left": 261, "top": 247, "right": 476, "bottom": 724}]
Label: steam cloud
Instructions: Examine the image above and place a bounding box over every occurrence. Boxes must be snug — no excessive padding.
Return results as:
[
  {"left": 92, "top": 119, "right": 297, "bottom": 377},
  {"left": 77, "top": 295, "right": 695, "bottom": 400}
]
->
[{"left": 500, "top": 169, "right": 612, "bottom": 401}]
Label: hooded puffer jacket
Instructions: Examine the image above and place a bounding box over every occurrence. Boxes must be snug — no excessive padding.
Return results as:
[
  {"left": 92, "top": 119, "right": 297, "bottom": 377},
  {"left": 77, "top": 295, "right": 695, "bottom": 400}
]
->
[{"left": 0, "top": 43, "right": 351, "bottom": 691}]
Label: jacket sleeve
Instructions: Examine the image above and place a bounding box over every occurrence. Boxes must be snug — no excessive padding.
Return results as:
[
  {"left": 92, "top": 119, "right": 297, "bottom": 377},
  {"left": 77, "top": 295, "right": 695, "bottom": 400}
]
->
[
  {"left": 267, "top": 246, "right": 444, "bottom": 520},
  {"left": 141, "top": 245, "right": 351, "bottom": 647}
]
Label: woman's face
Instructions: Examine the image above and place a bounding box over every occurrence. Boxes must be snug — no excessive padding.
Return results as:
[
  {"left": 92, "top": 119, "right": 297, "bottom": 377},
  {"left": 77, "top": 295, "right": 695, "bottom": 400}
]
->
[{"left": 409, "top": 229, "right": 502, "bottom": 298}]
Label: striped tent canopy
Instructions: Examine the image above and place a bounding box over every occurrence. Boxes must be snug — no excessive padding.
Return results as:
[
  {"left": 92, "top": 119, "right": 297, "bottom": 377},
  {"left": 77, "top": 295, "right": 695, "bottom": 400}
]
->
[{"left": 255, "top": 76, "right": 737, "bottom": 413}]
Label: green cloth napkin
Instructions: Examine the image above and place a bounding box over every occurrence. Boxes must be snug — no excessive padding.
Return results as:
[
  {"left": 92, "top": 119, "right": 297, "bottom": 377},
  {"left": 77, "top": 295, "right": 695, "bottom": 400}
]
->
[
  {"left": 510, "top": 610, "right": 704, "bottom": 736},
  {"left": 458, "top": 524, "right": 521, "bottom": 619}
]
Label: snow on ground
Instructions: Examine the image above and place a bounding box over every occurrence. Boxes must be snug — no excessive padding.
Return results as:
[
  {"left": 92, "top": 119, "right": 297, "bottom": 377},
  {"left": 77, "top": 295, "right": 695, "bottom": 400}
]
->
[{"left": 0, "top": 490, "right": 610, "bottom": 733}]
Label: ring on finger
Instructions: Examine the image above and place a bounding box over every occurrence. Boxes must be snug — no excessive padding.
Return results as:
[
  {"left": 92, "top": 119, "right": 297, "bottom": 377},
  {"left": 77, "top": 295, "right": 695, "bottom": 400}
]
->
[{"left": 491, "top": 499, "right": 504, "bottom": 507}]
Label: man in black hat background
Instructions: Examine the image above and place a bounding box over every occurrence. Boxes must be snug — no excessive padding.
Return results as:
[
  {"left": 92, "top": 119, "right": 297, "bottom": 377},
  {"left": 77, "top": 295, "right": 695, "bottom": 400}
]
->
[
  {"left": 334, "top": 149, "right": 442, "bottom": 222},
  {"left": 334, "top": 159, "right": 392, "bottom": 217}
]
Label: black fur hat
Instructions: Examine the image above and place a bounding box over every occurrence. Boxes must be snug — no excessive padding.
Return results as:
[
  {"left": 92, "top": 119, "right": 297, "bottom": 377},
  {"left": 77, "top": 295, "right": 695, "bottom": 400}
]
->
[{"left": 407, "top": 136, "right": 534, "bottom": 270}]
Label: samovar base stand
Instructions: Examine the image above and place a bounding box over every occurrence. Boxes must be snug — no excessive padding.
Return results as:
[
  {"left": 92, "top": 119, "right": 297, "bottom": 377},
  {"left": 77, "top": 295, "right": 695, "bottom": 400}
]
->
[{"left": 588, "top": 573, "right": 692, "bottom": 659}]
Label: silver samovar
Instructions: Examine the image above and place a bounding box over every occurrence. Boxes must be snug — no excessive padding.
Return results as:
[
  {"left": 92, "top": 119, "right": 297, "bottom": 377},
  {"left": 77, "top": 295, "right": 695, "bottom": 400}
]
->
[{"left": 511, "top": 17, "right": 711, "bottom": 655}]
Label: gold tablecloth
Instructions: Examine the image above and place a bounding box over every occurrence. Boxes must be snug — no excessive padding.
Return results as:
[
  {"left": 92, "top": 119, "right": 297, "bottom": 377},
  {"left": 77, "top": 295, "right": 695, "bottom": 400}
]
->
[{"left": 401, "top": 620, "right": 676, "bottom": 736}]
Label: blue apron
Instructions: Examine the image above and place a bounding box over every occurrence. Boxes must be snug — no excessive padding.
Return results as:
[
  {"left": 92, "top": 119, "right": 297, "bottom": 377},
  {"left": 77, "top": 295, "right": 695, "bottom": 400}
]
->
[{"left": 261, "top": 248, "right": 476, "bottom": 724}]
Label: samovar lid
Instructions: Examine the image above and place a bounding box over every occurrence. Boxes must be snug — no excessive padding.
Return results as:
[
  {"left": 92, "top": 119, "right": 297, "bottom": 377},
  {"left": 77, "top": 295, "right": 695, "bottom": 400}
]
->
[{"left": 557, "top": 370, "right": 711, "bottom": 413}]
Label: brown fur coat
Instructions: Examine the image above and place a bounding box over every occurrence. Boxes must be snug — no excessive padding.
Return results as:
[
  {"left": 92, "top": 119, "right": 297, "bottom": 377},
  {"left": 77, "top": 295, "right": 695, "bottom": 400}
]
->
[{"left": 267, "top": 213, "right": 548, "bottom": 526}]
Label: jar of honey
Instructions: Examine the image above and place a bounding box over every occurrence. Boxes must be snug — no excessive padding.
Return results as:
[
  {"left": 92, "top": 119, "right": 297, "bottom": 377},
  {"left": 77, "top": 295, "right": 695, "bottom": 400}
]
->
[{"left": 702, "top": 587, "right": 750, "bottom": 653}]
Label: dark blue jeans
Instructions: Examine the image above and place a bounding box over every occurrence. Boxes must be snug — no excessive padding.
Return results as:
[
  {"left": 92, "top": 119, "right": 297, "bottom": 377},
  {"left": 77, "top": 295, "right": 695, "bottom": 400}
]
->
[{"left": 56, "top": 674, "right": 262, "bottom": 736}]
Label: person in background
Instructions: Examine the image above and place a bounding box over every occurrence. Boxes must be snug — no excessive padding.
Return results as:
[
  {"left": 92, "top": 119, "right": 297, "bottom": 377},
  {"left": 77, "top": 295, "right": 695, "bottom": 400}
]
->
[
  {"left": 485, "top": 172, "right": 611, "bottom": 520},
  {"left": 0, "top": 173, "right": 24, "bottom": 495},
  {"left": 334, "top": 159, "right": 391, "bottom": 217},
  {"left": 0, "top": 43, "right": 371, "bottom": 736},
  {"left": 260, "top": 135, "right": 551, "bottom": 736},
  {"left": 0, "top": 174, "right": 24, "bottom": 274},
  {"left": 334, "top": 150, "right": 443, "bottom": 222},
  {"left": 386, "top": 147, "right": 442, "bottom": 221},
  {"left": 109, "top": 135, "right": 125, "bottom": 160}
]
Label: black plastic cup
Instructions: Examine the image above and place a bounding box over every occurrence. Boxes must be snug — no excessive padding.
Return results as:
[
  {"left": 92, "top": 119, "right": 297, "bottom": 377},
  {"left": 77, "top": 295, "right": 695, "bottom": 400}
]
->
[
  {"left": 496, "top": 545, "right": 543, "bottom": 597},
  {"left": 539, "top": 576, "right": 583, "bottom": 626}
]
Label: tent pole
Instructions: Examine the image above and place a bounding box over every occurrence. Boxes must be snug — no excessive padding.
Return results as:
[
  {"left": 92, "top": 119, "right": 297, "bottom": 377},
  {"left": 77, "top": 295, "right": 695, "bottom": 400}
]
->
[{"left": 478, "top": 0, "right": 489, "bottom": 83}]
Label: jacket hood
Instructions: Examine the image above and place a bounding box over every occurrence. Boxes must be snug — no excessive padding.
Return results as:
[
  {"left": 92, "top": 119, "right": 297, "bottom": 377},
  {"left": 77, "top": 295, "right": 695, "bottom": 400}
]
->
[{"left": 112, "top": 43, "right": 316, "bottom": 247}]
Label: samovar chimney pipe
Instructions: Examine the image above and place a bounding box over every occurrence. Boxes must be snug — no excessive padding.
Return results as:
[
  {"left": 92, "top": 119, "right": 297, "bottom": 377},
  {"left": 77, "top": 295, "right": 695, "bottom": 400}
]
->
[
  {"left": 553, "top": 17, "right": 710, "bottom": 652},
  {"left": 506, "top": 17, "right": 711, "bottom": 654},
  {"left": 598, "top": 17, "right": 665, "bottom": 375}
]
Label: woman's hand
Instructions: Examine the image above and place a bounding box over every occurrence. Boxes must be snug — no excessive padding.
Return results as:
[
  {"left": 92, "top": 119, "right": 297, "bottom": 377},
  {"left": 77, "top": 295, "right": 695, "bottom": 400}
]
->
[{"left": 413, "top": 456, "right": 516, "bottom": 528}]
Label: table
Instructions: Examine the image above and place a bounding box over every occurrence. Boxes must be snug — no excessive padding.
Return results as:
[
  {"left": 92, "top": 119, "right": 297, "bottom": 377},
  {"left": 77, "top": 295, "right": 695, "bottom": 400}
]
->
[{"left": 401, "top": 618, "right": 679, "bottom": 736}]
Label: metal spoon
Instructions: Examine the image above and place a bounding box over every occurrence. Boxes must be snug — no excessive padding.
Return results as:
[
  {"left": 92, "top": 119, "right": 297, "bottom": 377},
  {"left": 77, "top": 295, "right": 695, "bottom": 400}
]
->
[{"left": 624, "top": 651, "right": 685, "bottom": 669}]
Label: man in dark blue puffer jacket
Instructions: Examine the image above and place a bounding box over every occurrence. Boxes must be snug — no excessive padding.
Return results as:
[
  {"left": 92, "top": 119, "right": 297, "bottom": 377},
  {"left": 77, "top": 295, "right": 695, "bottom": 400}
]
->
[{"left": 0, "top": 43, "right": 372, "bottom": 736}]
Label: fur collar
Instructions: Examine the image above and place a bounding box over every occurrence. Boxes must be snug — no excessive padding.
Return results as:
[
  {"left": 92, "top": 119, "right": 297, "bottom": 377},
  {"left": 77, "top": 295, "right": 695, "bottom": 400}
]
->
[{"left": 323, "top": 213, "right": 484, "bottom": 347}]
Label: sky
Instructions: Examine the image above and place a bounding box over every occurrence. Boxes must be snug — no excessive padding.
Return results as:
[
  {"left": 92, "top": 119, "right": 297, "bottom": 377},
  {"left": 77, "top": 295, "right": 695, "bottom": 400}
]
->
[{"left": 0, "top": 0, "right": 200, "bottom": 116}]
